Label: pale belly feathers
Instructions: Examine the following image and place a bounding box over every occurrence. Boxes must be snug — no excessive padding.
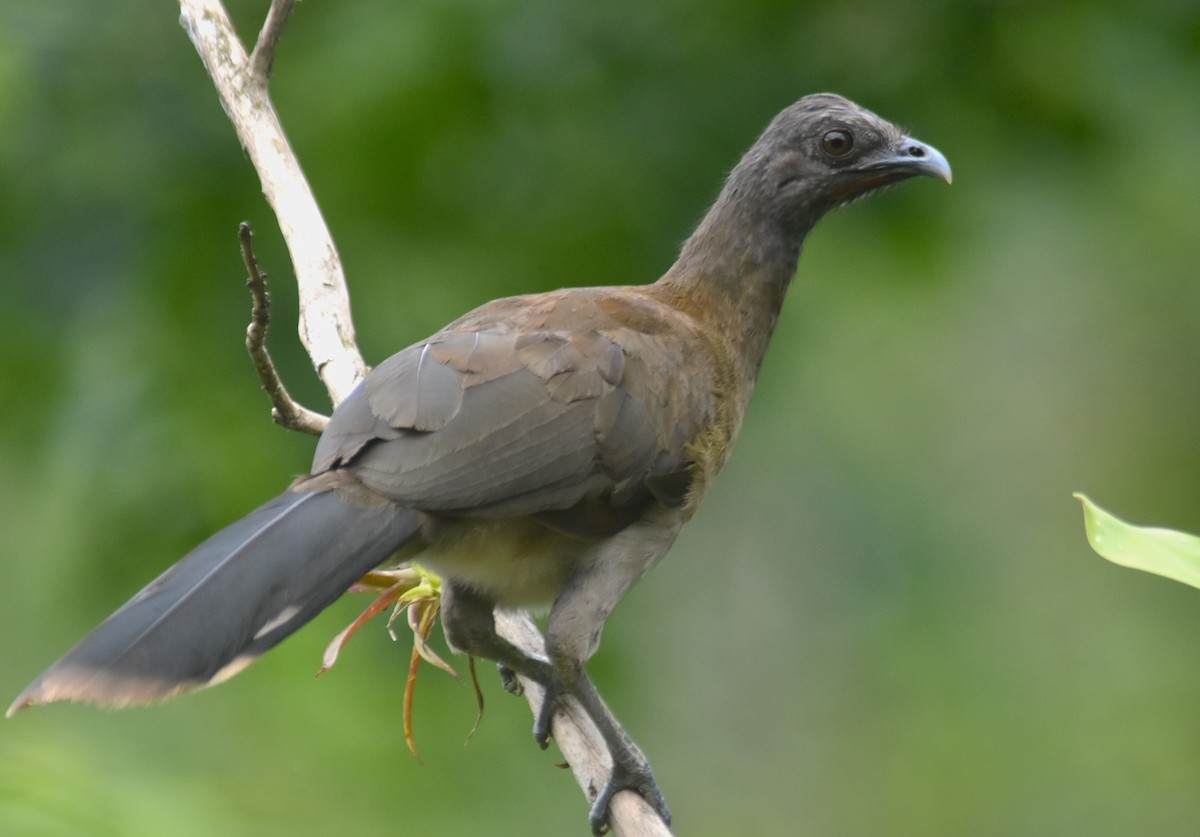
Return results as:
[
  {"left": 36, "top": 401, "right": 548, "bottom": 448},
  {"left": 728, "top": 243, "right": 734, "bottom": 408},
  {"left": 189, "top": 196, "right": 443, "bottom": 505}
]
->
[{"left": 414, "top": 517, "right": 585, "bottom": 608}]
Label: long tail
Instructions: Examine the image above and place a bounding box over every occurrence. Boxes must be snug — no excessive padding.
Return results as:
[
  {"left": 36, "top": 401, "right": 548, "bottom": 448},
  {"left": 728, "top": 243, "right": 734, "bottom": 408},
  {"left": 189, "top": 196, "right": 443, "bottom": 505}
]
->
[{"left": 8, "top": 481, "right": 420, "bottom": 716}]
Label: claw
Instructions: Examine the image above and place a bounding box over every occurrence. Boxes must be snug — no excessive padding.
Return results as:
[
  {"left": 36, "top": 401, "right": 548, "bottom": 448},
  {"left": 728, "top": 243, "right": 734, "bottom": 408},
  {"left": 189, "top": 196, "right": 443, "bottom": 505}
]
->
[
  {"left": 495, "top": 661, "right": 560, "bottom": 749},
  {"left": 497, "top": 663, "right": 522, "bottom": 696},
  {"left": 532, "top": 680, "right": 561, "bottom": 749},
  {"left": 587, "top": 754, "right": 671, "bottom": 835}
]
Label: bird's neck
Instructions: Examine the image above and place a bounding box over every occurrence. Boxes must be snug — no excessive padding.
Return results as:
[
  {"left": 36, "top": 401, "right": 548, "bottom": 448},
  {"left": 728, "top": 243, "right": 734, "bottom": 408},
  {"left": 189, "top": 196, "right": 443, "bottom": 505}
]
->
[{"left": 657, "top": 184, "right": 814, "bottom": 382}]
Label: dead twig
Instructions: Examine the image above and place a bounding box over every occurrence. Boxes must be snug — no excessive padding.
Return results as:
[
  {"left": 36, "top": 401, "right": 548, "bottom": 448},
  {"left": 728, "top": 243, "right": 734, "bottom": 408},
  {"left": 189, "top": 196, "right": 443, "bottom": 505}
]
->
[
  {"left": 239, "top": 223, "right": 329, "bottom": 436},
  {"left": 249, "top": 0, "right": 295, "bottom": 80}
]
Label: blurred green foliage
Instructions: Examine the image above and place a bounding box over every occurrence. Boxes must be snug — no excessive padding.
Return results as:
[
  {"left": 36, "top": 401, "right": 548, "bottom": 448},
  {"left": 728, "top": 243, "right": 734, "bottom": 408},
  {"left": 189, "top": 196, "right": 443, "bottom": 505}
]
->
[{"left": 2, "top": 1, "right": 1199, "bottom": 834}]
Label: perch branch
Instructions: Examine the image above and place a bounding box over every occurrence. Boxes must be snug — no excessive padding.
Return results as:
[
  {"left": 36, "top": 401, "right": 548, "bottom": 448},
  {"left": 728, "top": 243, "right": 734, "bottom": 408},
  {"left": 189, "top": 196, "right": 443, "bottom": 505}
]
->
[
  {"left": 178, "top": 2, "right": 666, "bottom": 833},
  {"left": 239, "top": 222, "right": 329, "bottom": 436},
  {"left": 179, "top": 0, "right": 365, "bottom": 406}
]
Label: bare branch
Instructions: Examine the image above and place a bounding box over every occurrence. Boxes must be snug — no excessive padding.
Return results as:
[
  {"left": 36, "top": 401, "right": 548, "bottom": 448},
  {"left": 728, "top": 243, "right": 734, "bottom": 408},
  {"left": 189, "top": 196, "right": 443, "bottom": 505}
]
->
[
  {"left": 179, "top": 1, "right": 657, "bottom": 832},
  {"left": 249, "top": 0, "right": 295, "bottom": 80},
  {"left": 179, "top": 0, "right": 365, "bottom": 405},
  {"left": 239, "top": 223, "right": 329, "bottom": 436}
]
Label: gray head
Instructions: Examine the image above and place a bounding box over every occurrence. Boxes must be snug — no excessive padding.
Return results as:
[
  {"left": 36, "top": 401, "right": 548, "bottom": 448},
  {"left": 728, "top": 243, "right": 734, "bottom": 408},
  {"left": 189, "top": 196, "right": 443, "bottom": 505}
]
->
[
  {"left": 744, "top": 92, "right": 951, "bottom": 222},
  {"left": 678, "top": 94, "right": 951, "bottom": 279}
]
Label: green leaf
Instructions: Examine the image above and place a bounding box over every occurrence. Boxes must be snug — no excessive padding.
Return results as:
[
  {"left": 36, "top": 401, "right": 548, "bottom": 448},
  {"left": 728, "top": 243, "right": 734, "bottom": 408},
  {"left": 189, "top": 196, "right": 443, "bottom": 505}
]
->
[{"left": 1075, "top": 493, "right": 1200, "bottom": 589}]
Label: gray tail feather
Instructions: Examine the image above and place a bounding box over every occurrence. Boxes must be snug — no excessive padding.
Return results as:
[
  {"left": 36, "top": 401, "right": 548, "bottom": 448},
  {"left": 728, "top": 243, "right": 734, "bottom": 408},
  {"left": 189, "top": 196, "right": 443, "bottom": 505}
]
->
[{"left": 9, "top": 484, "right": 420, "bottom": 716}]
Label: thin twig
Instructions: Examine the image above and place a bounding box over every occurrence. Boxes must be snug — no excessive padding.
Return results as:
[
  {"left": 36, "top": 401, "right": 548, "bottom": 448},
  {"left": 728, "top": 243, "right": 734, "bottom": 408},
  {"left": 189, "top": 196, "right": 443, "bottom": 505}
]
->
[
  {"left": 239, "top": 223, "right": 329, "bottom": 436},
  {"left": 249, "top": 0, "right": 295, "bottom": 80}
]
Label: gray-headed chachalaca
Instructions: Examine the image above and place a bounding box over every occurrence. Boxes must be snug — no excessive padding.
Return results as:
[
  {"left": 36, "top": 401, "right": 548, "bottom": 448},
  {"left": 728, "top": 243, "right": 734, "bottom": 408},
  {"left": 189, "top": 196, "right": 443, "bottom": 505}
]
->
[{"left": 10, "top": 94, "right": 949, "bottom": 833}]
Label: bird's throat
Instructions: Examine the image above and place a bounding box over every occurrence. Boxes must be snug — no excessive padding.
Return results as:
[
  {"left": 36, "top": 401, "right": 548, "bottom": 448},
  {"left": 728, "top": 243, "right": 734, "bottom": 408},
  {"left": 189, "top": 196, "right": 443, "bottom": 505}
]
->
[{"left": 659, "top": 199, "right": 807, "bottom": 382}]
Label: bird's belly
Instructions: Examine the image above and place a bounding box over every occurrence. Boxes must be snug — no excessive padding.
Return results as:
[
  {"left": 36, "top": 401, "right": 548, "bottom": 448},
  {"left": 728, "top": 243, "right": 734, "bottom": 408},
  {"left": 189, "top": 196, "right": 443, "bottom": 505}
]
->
[{"left": 416, "top": 518, "right": 584, "bottom": 608}]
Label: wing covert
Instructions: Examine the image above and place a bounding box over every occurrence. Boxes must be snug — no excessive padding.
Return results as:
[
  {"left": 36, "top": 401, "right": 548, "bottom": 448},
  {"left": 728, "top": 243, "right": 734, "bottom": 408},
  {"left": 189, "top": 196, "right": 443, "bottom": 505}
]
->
[{"left": 311, "top": 291, "right": 716, "bottom": 521}]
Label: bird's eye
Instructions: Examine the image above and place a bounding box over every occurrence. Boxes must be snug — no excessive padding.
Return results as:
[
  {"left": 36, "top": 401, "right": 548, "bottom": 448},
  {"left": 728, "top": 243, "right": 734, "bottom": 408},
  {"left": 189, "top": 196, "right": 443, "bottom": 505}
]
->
[{"left": 821, "top": 130, "right": 854, "bottom": 157}]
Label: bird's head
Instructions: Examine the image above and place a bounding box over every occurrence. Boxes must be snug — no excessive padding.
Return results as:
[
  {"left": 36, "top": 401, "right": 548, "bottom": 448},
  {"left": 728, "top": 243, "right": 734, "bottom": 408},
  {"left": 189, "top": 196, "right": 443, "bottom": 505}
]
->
[
  {"left": 742, "top": 92, "right": 951, "bottom": 225},
  {"left": 671, "top": 93, "right": 950, "bottom": 295}
]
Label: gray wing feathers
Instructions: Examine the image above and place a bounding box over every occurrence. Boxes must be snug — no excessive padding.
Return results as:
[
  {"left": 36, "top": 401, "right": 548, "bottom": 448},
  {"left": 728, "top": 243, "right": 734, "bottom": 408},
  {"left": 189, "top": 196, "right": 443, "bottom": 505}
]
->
[
  {"left": 353, "top": 368, "right": 601, "bottom": 513},
  {"left": 594, "top": 384, "right": 660, "bottom": 504},
  {"left": 367, "top": 342, "right": 465, "bottom": 432},
  {"left": 312, "top": 320, "right": 710, "bottom": 520}
]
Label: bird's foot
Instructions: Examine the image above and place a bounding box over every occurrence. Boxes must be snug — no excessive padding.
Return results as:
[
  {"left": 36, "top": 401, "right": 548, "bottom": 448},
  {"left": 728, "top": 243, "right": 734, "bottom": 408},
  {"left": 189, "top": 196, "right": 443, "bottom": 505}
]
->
[
  {"left": 532, "top": 678, "right": 562, "bottom": 749},
  {"left": 497, "top": 663, "right": 523, "bottom": 696},
  {"left": 495, "top": 661, "right": 561, "bottom": 750},
  {"left": 588, "top": 753, "right": 671, "bottom": 836}
]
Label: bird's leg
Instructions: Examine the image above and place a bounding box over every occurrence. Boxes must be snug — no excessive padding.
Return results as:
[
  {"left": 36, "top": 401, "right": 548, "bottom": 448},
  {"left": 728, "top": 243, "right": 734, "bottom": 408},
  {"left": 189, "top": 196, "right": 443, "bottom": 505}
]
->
[
  {"left": 542, "top": 506, "right": 683, "bottom": 834},
  {"left": 550, "top": 654, "right": 669, "bottom": 834},
  {"left": 440, "top": 582, "right": 559, "bottom": 745},
  {"left": 441, "top": 507, "right": 681, "bottom": 833}
]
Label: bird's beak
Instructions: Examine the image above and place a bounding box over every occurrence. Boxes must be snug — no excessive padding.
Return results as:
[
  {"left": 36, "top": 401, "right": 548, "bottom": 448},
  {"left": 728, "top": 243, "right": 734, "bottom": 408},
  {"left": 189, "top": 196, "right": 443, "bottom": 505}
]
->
[{"left": 875, "top": 137, "right": 953, "bottom": 184}]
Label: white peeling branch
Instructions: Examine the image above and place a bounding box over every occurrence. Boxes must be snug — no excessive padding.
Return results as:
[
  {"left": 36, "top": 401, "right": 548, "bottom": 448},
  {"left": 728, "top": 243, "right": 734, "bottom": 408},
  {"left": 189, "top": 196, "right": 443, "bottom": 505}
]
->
[
  {"left": 176, "top": 2, "right": 665, "bottom": 834},
  {"left": 179, "top": 0, "right": 364, "bottom": 405}
]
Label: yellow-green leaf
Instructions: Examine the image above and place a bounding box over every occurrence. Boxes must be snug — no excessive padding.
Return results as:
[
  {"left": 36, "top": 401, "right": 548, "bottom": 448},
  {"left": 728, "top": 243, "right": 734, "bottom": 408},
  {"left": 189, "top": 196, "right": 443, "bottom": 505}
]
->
[{"left": 1075, "top": 493, "right": 1200, "bottom": 589}]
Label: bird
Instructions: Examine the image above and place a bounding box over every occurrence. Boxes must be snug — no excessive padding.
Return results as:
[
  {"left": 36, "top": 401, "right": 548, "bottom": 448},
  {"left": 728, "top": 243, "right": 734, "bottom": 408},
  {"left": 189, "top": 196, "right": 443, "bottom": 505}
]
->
[{"left": 9, "top": 93, "right": 950, "bottom": 834}]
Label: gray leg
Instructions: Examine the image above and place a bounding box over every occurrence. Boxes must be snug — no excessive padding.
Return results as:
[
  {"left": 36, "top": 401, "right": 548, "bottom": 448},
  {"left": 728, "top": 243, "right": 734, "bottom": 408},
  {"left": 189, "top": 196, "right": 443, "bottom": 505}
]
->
[
  {"left": 539, "top": 648, "right": 669, "bottom": 834},
  {"left": 441, "top": 508, "right": 682, "bottom": 835},
  {"left": 542, "top": 506, "right": 683, "bottom": 834},
  {"left": 440, "top": 581, "right": 556, "bottom": 695},
  {"left": 441, "top": 582, "right": 575, "bottom": 752}
]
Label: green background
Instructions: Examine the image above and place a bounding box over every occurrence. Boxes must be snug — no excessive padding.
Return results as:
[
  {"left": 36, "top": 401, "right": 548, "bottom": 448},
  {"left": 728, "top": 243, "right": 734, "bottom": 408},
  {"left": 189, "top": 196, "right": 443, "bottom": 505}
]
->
[{"left": 3, "top": 1, "right": 1199, "bottom": 834}]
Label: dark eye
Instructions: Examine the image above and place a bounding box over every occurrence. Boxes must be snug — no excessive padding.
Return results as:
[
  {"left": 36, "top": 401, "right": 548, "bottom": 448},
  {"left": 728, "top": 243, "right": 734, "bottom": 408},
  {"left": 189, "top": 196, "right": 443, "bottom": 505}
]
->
[{"left": 821, "top": 129, "right": 854, "bottom": 157}]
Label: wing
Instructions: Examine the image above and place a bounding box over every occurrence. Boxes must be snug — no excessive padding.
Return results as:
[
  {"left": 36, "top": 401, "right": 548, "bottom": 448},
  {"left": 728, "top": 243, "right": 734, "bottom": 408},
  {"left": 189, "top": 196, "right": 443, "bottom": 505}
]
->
[{"left": 311, "top": 289, "right": 715, "bottom": 529}]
